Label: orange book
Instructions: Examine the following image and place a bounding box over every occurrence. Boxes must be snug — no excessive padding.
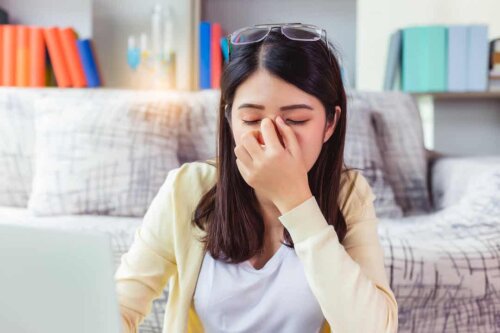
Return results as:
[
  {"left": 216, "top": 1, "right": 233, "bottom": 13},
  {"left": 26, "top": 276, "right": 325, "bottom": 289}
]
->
[
  {"left": 29, "top": 27, "right": 46, "bottom": 87},
  {"left": 59, "top": 27, "right": 86, "bottom": 87},
  {"left": 210, "top": 23, "right": 222, "bottom": 89},
  {"left": 2, "top": 25, "right": 17, "bottom": 86},
  {"left": 0, "top": 26, "right": 3, "bottom": 84},
  {"left": 15, "top": 25, "right": 29, "bottom": 86},
  {"left": 43, "top": 27, "right": 71, "bottom": 87}
]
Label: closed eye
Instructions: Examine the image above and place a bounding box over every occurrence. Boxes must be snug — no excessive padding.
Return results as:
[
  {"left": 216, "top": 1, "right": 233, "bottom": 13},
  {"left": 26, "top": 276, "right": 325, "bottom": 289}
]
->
[{"left": 242, "top": 120, "right": 308, "bottom": 125}]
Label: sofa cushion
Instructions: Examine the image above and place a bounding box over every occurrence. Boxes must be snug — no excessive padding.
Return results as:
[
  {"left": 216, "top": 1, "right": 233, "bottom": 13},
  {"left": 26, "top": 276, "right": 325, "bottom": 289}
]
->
[
  {"left": 353, "top": 91, "right": 432, "bottom": 216},
  {"left": 345, "top": 94, "right": 403, "bottom": 218},
  {"left": 28, "top": 89, "right": 182, "bottom": 217}
]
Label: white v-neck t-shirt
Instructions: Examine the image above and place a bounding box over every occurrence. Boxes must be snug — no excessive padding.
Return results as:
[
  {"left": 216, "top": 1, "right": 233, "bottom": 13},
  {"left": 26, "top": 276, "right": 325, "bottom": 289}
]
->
[{"left": 193, "top": 243, "right": 326, "bottom": 333}]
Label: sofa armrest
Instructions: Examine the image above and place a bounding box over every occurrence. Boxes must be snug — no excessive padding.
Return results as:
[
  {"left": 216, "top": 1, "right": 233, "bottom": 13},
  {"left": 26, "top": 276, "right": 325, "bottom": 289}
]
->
[{"left": 429, "top": 153, "right": 500, "bottom": 210}]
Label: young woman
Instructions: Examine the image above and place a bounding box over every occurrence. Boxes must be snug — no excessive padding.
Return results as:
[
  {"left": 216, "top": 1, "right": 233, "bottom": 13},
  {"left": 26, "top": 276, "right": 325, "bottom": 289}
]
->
[{"left": 115, "top": 23, "right": 399, "bottom": 333}]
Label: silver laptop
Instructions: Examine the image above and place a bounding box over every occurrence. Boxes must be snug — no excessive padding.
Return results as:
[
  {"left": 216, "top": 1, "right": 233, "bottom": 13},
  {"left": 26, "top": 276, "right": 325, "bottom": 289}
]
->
[{"left": 0, "top": 224, "right": 122, "bottom": 333}]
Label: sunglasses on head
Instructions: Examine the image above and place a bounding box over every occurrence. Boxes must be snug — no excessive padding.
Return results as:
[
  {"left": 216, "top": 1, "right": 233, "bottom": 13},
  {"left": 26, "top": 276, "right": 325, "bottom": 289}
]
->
[{"left": 227, "top": 22, "right": 333, "bottom": 66}]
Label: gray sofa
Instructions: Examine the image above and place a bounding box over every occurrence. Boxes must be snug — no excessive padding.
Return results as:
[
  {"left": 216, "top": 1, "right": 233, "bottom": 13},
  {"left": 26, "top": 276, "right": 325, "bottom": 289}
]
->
[{"left": 0, "top": 87, "right": 499, "bottom": 333}]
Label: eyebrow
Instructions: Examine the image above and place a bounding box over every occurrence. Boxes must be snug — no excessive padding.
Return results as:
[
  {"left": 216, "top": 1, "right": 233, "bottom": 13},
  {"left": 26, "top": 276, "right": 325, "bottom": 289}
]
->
[{"left": 237, "top": 103, "right": 314, "bottom": 112}]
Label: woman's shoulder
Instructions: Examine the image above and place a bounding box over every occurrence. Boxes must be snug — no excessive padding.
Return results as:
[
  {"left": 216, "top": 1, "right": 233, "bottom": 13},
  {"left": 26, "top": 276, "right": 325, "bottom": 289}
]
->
[
  {"left": 338, "top": 168, "right": 376, "bottom": 214},
  {"left": 168, "top": 158, "right": 217, "bottom": 194}
]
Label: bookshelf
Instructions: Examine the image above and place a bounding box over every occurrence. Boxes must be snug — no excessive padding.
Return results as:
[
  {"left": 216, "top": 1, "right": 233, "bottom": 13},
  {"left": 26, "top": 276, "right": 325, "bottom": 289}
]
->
[
  {"left": 413, "top": 92, "right": 500, "bottom": 156},
  {"left": 3, "top": 0, "right": 356, "bottom": 90},
  {"left": 412, "top": 91, "right": 500, "bottom": 99}
]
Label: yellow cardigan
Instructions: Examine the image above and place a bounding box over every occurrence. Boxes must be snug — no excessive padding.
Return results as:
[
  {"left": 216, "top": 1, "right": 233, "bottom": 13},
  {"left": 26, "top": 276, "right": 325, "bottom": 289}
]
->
[{"left": 115, "top": 160, "right": 399, "bottom": 333}]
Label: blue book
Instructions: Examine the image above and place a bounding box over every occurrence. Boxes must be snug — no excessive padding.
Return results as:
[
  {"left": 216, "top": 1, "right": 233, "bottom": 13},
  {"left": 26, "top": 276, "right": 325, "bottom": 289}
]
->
[
  {"left": 447, "top": 25, "right": 467, "bottom": 92},
  {"left": 467, "top": 24, "right": 489, "bottom": 91},
  {"left": 402, "top": 26, "right": 447, "bottom": 92},
  {"left": 199, "top": 22, "right": 211, "bottom": 89},
  {"left": 76, "top": 39, "right": 101, "bottom": 87},
  {"left": 384, "top": 29, "right": 402, "bottom": 90},
  {"left": 220, "top": 37, "right": 229, "bottom": 63}
]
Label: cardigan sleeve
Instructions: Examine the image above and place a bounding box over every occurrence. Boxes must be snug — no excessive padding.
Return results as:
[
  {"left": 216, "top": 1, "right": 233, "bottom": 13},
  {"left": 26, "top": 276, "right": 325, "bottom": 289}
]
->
[
  {"left": 114, "top": 168, "right": 180, "bottom": 333},
  {"left": 278, "top": 171, "right": 399, "bottom": 333}
]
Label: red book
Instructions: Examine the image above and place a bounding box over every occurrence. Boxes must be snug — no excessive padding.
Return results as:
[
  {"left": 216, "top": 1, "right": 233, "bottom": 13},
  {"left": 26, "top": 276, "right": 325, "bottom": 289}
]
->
[
  {"left": 2, "top": 25, "right": 17, "bottom": 86},
  {"left": 43, "top": 27, "right": 71, "bottom": 87},
  {"left": 15, "top": 25, "right": 29, "bottom": 87},
  {"left": 210, "top": 22, "right": 222, "bottom": 89},
  {"left": 29, "top": 27, "right": 46, "bottom": 87},
  {"left": 59, "top": 27, "right": 86, "bottom": 87}
]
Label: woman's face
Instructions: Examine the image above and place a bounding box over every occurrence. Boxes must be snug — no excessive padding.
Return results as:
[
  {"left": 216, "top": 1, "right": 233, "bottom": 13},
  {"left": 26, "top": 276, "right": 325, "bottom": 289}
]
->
[{"left": 230, "top": 69, "right": 341, "bottom": 172}]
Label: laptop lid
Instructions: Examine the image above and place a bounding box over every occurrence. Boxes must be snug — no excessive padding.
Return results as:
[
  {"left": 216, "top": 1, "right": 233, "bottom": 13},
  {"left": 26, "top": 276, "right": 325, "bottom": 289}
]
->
[{"left": 0, "top": 224, "right": 122, "bottom": 333}]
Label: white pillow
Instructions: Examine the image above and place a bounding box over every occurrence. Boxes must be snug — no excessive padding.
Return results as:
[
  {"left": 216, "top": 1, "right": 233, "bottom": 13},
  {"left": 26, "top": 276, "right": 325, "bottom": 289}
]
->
[
  {"left": 0, "top": 89, "right": 41, "bottom": 207},
  {"left": 28, "top": 90, "right": 182, "bottom": 217},
  {"left": 432, "top": 156, "right": 500, "bottom": 210},
  {"left": 177, "top": 89, "right": 219, "bottom": 164}
]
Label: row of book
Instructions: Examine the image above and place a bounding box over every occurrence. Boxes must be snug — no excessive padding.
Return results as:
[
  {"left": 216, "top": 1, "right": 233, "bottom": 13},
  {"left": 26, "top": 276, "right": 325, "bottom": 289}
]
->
[
  {"left": 385, "top": 24, "right": 490, "bottom": 92},
  {"left": 0, "top": 25, "right": 102, "bottom": 87},
  {"left": 198, "top": 21, "right": 226, "bottom": 90}
]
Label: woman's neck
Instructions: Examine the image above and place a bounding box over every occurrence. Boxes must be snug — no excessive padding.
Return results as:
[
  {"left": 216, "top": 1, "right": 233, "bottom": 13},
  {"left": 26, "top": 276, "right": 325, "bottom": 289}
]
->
[{"left": 255, "top": 190, "right": 285, "bottom": 243}]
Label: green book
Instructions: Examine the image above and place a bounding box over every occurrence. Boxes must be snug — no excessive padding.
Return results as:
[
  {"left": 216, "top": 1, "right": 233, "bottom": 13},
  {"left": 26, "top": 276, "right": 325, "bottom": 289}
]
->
[{"left": 402, "top": 25, "right": 448, "bottom": 92}]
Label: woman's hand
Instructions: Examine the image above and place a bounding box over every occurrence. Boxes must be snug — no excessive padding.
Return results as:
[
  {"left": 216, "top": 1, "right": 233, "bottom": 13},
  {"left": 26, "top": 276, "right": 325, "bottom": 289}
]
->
[{"left": 234, "top": 116, "right": 313, "bottom": 214}]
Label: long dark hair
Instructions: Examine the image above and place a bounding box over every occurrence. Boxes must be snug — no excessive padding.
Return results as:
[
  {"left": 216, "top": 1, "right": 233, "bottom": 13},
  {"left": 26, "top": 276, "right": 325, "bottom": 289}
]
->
[{"left": 192, "top": 28, "right": 353, "bottom": 263}]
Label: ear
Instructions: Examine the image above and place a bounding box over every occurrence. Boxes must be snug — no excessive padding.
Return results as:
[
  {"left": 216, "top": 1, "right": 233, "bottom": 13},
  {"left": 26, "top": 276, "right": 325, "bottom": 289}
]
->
[{"left": 323, "top": 106, "right": 341, "bottom": 143}]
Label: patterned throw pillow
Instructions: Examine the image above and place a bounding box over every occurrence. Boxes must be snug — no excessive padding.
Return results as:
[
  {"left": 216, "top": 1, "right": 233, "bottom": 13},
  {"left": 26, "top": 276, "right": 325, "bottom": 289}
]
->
[
  {"left": 28, "top": 90, "right": 182, "bottom": 217},
  {"left": 0, "top": 89, "right": 40, "bottom": 207},
  {"left": 344, "top": 94, "right": 404, "bottom": 218},
  {"left": 358, "top": 91, "right": 432, "bottom": 216}
]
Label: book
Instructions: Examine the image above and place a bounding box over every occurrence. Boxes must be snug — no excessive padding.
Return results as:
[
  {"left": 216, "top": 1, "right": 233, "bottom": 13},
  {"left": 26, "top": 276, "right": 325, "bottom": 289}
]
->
[
  {"left": 466, "top": 25, "right": 489, "bottom": 91},
  {"left": 447, "top": 25, "right": 467, "bottom": 92},
  {"left": 489, "top": 38, "right": 500, "bottom": 71},
  {"left": 59, "top": 27, "right": 86, "bottom": 87},
  {"left": 220, "top": 37, "right": 229, "bottom": 63},
  {"left": 76, "top": 38, "right": 101, "bottom": 87},
  {"left": 15, "top": 25, "right": 29, "bottom": 86},
  {"left": 199, "top": 21, "right": 211, "bottom": 89},
  {"left": 402, "top": 25, "right": 447, "bottom": 92},
  {"left": 210, "top": 22, "right": 222, "bottom": 89},
  {"left": 0, "top": 26, "right": 3, "bottom": 83},
  {"left": 383, "top": 29, "right": 402, "bottom": 90},
  {"left": 43, "top": 27, "right": 72, "bottom": 87},
  {"left": 29, "top": 26, "right": 46, "bottom": 87},
  {"left": 2, "top": 24, "right": 16, "bottom": 86}
]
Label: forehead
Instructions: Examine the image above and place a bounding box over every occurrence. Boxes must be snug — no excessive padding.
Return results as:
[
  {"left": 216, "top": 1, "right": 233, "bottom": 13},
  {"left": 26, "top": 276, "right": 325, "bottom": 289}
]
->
[{"left": 233, "top": 69, "right": 320, "bottom": 109}]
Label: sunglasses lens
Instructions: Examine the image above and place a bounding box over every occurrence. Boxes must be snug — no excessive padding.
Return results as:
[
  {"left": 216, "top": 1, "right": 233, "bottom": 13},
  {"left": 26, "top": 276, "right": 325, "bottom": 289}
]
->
[
  {"left": 231, "top": 27, "right": 269, "bottom": 44},
  {"left": 282, "top": 26, "right": 321, "bottom": 41}
]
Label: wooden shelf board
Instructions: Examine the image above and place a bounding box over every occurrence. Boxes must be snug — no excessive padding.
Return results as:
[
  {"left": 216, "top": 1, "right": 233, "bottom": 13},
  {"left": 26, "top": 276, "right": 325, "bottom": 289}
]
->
[{"left": 411, "top": 91, "right": 500, "bottom": 99}]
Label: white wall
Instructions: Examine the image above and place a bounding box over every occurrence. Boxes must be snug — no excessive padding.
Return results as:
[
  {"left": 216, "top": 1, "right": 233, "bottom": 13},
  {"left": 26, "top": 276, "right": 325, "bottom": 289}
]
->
[
  {"left": 0, "top": 0, "right": 91, "bottom": 37},
  {"left": 356, "top": 0, "right": 500, "bottom": 90}
]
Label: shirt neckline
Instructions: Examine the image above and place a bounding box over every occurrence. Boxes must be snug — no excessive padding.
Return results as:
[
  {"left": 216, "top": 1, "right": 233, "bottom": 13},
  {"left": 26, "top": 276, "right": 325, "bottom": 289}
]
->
[{"left": 240, "top": 243, "right": 288, "bottom": 274}]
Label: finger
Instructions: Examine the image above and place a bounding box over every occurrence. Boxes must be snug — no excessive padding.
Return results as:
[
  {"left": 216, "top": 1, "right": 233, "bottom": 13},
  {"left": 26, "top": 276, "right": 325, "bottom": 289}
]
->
[
  {"left": 275, "top": 116, "right": 301, "bottom": 156},
  {"left": 260, "top": 118, "right": 282, "bottom": 151},
  {"left": 234, "top": 144, "right": 253, "bottom": 165},
  {"left": 241, "top": 131, "right": 264, "bottom": 158}
]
